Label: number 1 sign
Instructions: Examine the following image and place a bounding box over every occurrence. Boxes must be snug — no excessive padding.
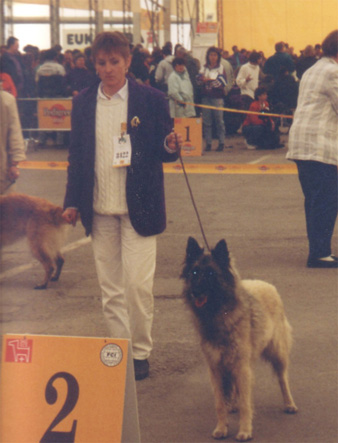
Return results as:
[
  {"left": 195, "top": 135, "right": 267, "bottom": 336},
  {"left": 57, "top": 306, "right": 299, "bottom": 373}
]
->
[
  {"left": 174, "top": 117, "right": 203, "bottom": 156},
  {"left": 0, "top": 334, "right": 140, "bottom": 442}
]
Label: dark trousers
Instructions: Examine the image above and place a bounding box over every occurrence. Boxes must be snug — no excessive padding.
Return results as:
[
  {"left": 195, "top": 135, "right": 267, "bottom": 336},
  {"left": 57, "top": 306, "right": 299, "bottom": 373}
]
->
[
  {"left": 295, "top": 160, "right": 338, "bottom": 260},
  {"left": 242, "top": 124, "right": 280, "bottom": 149}
]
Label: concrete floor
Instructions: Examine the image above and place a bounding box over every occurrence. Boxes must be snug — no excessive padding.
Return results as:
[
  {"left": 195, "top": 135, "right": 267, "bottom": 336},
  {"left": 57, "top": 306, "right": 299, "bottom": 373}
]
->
[{"left": 1, "top": 135, "right": 337, "bottom": 442}]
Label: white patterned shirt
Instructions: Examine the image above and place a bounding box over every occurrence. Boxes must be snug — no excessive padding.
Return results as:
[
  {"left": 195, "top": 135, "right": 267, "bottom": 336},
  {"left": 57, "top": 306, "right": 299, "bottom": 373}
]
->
[
  {"left": 93, "top": 81, "right": 129, "bottom": 215},
  {"left": 287, "top": 57, "right": 338, "bottom": 166}
]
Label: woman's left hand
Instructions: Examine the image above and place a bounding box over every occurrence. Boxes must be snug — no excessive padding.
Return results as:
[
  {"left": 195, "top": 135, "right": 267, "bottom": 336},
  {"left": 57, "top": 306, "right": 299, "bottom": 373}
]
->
[{"left": 167, "top": 132, "right": 183, "bottom": 152}]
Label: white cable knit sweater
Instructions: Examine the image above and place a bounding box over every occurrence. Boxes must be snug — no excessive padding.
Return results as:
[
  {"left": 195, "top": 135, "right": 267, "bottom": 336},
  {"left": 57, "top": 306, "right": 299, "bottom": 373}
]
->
[{"left": 93, "top": 84, "right": 128, "bottom": 215}]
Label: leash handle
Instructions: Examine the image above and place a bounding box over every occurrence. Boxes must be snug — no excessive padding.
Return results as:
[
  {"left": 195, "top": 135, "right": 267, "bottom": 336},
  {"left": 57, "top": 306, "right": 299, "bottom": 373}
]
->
[{"left": 175, "top": 134, "right": 211, "bottom": 252}]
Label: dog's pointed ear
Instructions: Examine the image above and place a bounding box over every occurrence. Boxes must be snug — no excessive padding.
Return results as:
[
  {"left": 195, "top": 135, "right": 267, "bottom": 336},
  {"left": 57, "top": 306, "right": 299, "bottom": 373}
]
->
[
  {"left": 212, "top": 239, "right": 230, "bottom": 269},
  {"left": 181, "top": 237, "right": 204, "bottom": 278},
  {"left": 186, "top": 237, "right": 204, "bottom": 262}
]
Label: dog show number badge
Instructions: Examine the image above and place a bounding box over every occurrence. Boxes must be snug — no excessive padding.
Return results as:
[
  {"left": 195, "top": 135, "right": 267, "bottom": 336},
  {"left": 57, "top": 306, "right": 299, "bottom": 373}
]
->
[{"left": 113, "top": 122, "right": 131, "bottom": 167}]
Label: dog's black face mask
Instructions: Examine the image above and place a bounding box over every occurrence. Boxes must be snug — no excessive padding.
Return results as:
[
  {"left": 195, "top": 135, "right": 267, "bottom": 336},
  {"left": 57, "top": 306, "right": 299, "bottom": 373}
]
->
[{"left": 181, "top": 237, "right": 236, "bottom": 315}]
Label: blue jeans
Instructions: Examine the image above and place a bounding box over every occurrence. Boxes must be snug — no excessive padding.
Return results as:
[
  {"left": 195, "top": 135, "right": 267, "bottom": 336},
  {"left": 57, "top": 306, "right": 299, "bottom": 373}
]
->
[{"left": 202, "top": 97, "right": 225, "bottom": 145}]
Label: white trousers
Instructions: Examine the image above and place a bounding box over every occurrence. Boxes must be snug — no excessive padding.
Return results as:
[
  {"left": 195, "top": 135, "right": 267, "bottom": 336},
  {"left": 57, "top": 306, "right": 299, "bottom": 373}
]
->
[{"left": 91, "top": 214, "right": 156, "bottom": 360}]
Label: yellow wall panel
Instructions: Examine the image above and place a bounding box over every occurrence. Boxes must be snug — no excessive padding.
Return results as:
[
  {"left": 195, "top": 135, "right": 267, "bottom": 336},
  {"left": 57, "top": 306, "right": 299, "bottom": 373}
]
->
[
  {"left": 221, "top": 0, "right": 338, "bottom": 56},
  {"left": 222, "top": 0, "right": 252, "bottom": 51},
  {"left": 286, "top": 0, "right": 323, "bottom": 51},
  {"left": 250, "top": 0, "right": 287, "bottom": 54}
]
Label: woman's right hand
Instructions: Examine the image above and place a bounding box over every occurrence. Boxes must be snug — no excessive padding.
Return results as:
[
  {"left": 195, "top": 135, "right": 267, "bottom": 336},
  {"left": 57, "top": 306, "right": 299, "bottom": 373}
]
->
[{"left": 62, "top": 208, "right": 78, "bottom": 226}]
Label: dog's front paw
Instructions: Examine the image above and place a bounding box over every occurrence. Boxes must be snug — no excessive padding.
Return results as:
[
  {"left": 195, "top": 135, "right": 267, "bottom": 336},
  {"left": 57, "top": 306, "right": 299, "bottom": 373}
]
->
[
  {"left": 236, "top": 431, "right": 253, "bottom": 441},
  {"left": 212, "top": 425, "right": 228, "bottom": 439},
  {"left": 284, "top": 404, "right": 298, "bottom": 414}
]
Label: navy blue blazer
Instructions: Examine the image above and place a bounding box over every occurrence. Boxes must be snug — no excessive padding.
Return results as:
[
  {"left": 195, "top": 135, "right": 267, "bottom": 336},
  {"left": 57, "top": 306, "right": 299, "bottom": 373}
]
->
[{"left": 64, "top": 78, "right": 178, "bottom": 237}]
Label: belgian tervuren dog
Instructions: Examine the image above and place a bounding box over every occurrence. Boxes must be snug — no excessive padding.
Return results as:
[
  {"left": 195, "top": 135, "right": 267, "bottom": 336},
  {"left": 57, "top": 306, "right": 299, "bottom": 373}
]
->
[
  {"left": 0, "top": 194, "right": 68, "bottom": 289},
  {"left": 181, "top": 237, "right": 298, "bottom": 441}
]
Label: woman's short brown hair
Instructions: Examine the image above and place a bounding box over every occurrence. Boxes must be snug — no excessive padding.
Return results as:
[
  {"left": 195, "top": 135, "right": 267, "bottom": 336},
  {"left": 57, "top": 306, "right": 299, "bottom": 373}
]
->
[
  {"left": 322, "top": 30, "right": 338, "bottom": 57},
  {"left": 91, "top": 31, "right": 130, "bottom": 61}
]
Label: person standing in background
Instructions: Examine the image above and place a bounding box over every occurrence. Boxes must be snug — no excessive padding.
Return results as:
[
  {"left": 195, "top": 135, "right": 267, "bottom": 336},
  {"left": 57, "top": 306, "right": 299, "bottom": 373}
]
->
[
  {"left": 264, "top": 41, "right": 295, "bottom": 79},
  {"left": 0, "top": 88, "right": 26, "bottom": 194},
  {"left": 168, "top": 57, "right": 196, "bottom": 118},
  {"left": 0, "top": 37, "right": 25, "bottom": 97},
  {"left": 196, "top": 47, "right": 227, "bottom": 152},
  {"left": 236, "top": 51, "right": 262, "bottom": 109},
  {"left": 287, "top": 30, "right": 338, "bottom": 268}
]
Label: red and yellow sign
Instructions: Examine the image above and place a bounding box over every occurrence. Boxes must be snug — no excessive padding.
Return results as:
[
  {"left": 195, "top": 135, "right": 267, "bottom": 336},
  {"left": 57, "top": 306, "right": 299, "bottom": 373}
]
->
[
  {"left": 1, "top": 334, "right": 129, "bottom": 442},
  {"left": 38, "top": 100, "right": 72, "bottom": 130},
  {"left": 196, "top": 22, "right": 219, "bottom": 33},
  {"left": 174, "top": 117, "right": 203, "bottom": 157}
]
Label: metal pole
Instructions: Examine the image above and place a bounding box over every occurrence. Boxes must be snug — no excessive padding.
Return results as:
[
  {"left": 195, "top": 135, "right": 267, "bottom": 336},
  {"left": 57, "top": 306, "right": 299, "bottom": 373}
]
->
[
  {"left": 217, "top": 0, "right": 223, "bottom": 48},
  {"left": 50, "top": 0, "right": 60, "bottom": 47},
  {"left": 0, "top": 0, "right": 5, "bottom": 46},
  {"left": 94, "top": 0, "right": 104, "bottom": 36},
  {"left": 162, "top": 0, "right": 170, "bottom": 45},
  {"left": 5, "top": 0, "right": 14, "bottom": 38}
]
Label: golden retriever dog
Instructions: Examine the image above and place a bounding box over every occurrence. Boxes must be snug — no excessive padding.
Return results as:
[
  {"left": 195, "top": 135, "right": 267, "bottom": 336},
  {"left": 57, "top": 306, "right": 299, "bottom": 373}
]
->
[
  {"left": 181, "top": 237, "right": 298, "bottom": 441},
  {"left": 0, "top": 193, "right": 69, "bottom": 289}
]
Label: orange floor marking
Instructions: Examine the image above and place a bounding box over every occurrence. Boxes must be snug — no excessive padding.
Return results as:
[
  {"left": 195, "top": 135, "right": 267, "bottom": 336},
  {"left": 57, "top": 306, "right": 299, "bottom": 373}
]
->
[{"left": 19, "top": 161, "right": 297, "bottom": 174}]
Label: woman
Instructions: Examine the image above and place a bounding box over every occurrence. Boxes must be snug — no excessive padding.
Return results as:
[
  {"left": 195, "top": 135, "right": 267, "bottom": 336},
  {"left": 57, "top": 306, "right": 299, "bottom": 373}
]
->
[
  {"left": 236, "top": 51, "right": 262, "bottom": 105},
  {"left": 65, "top": 52, "right": 96, "bottom": 96},
  {"left": 196, "top": 46, "right": 227, "bottom": 152},
  {"left": 62, "top": 32, "right": 182, "bottom": 379},
  {"left": 287, "top": 30, "right": 338, "bottom": 268},
  {"left": 168, "top": 57, "right": 196, "bottom": 118},
  {"left": 242, "top": 86, "right": 282, "bottom": 150}
]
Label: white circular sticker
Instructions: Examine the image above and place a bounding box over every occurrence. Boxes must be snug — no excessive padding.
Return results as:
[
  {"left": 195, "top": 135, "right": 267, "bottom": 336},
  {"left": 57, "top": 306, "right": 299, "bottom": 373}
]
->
[{"left": 100, "top": 343, "right": 123, "bottom": 367}]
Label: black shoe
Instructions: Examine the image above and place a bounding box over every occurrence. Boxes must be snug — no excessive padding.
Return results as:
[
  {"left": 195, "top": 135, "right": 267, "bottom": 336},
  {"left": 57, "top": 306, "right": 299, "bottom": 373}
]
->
[
  {"left": 205, "top": 144, "right": 212, "bottom": 152},
  {"left": 216, "top": 144, "right": 224, "bottom": 152},
  {"left": 134, "top": 359, "right": 149, "bottom": 380},
  {"left": 307, "top": 257, "right": 338, "bottom": 268}
]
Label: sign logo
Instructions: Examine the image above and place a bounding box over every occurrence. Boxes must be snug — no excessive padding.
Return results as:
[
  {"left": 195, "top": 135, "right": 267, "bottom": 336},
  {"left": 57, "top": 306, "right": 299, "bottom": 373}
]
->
[
  {"left": 5, "top": 338, "right": 33, "bottom": 363},
  {"left": 38, "top": 100, "right": 72, "bottom": 130},
  {"left": 100, "top": 344, "right": 123, "bottom": 367},
  {"left": 43, "top": 104, "right": 71, "bottom": 125}
]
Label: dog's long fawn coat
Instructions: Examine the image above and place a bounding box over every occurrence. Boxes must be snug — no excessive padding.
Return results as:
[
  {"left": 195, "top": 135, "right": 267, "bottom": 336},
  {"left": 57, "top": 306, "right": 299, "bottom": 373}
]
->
[
  {"left": 0, "top": 194, "right": 68, "bottom": 289},
  {"left": 182, "top": 237, "right": 298, "bottom": 441}
]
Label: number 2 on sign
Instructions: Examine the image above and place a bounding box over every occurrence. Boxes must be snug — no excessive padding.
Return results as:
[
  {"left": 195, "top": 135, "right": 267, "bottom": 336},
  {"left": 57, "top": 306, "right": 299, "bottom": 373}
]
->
[{"left": 40, "top": 372, "right": 79, "bottom": 443}]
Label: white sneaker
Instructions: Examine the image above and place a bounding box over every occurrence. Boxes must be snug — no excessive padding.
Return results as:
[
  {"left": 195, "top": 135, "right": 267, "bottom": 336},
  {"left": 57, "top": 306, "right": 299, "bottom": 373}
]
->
[{"left": 245, "top": 142, "right": 256, "bottom": 150}]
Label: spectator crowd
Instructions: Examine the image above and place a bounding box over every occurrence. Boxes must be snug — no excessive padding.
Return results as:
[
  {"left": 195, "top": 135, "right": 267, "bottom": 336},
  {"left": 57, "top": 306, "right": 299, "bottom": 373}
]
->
[{"left": 0, "top": 35, "right": 324, "bottom": 150}]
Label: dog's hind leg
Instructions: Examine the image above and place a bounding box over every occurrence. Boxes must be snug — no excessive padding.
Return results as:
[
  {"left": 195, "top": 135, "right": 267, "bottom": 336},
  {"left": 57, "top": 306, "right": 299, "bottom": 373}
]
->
[
  {"left": 28, "top": 241, "right": 54, "bottom": 289},
  {"left": 263, "top": 336, "right": 298, "bottom": 414},
  {"left": 51, "top": 254, "right": 64, "bottom": 282},
  {"left": 277, "top": 366, "right": 298, "bottom": 414},
  {"left": 208, "top": 366, "right": 229, "bottom": 440},
  {"left": 34, "top": 250, "right": 54, "bottom": 289}
]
